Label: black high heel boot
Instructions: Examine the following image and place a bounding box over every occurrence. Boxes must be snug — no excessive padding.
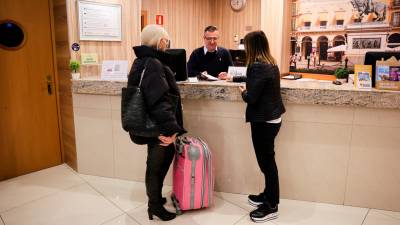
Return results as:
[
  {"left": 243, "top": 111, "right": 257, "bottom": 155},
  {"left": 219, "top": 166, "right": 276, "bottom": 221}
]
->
[{"left": 147, "top": 205, "right": 176, "bottom": 221}]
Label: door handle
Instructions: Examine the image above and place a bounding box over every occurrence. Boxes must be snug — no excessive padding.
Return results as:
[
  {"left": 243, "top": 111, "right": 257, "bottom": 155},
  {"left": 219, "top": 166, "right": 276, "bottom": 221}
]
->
[{"left": 46, "top": 75, "right": 53, "bottom": 95}]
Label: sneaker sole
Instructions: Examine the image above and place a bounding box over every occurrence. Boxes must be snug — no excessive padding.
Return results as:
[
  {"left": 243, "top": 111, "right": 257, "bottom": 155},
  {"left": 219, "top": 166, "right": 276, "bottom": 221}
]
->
[
  {"left": 248, "top": 198, "right": 263, "bottom": 207},
  {"left": 250, "top": 212, "right": 278, "bottom": 223}
]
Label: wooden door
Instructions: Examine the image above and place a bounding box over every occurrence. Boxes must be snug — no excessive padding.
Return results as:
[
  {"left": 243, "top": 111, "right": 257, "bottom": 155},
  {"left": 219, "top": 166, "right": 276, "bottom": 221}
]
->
[{"left": 0, "top": 0, "right": 62, "bottom": 180}]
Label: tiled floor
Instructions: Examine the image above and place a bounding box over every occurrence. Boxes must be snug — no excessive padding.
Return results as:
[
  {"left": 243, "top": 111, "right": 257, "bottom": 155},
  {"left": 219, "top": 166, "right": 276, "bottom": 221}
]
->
[{"left": 0, "top": 165, "right": 399, "bottom": 225}]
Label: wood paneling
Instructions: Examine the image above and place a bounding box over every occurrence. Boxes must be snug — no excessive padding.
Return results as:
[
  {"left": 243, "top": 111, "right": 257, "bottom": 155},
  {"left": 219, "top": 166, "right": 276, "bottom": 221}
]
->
[
  {"left": 142, "top": 0, "right": 212, "bottom": 57},
  {"left": 211, "top": 0, "right": 261, "bottom": 49},
  {"left": 52, "top": 0, "right": 77, "bottom": 170},
  {"left": 66, "top": 0, "right": 141, "bottom": 78},
  {"left": 261, "top": 0, "right": 291, "bottom": 73}
]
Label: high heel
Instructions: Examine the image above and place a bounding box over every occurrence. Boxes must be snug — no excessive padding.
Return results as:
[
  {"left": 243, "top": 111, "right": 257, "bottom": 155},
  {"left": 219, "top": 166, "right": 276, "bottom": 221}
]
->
[
  {"left": 148, "top": 209, "right": 153, "bottom": 220},
  {"left": 147, "top": 205, "right": 176, "bottom": 221}
]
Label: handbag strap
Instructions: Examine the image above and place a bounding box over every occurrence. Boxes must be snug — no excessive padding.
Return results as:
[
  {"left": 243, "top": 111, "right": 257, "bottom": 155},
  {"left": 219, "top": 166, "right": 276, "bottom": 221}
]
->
[{"left": 138, "top": 59, "right": 150, "bottom": 88}]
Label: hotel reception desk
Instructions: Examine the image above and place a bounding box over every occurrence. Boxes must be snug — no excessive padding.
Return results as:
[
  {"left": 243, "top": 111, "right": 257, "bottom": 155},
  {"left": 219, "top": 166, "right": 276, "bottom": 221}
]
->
[{"left": 72, "top": 79, "right": 400, "bottom": 211}]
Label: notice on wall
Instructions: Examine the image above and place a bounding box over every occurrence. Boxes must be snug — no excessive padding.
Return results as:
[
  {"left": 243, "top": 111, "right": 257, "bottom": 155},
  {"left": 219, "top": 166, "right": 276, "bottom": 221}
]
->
[
  {"left": 81, "top": 53, "right": 98, "bottom": 65},
  {"left": 101, "top": 60, "right": 128, "bottom": 80},
  {"left": 78, "top": 1, "right": 122, "bottom": 41}
]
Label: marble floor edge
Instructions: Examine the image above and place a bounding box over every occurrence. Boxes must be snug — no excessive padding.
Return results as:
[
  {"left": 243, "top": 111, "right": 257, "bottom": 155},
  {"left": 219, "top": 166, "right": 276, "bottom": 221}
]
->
[
  {"left": 373, "top": 209, "right": 400, "bottom": 221},
  {"left": 232, "top": 214, "right": 249, "bottom": 225},
  {"left": 0, "top": 182, "right": 85, "bottom": 215},
  {"left": 99, "top": 212, "right": 126, "bottom": 225},
  {"left": 216, "top": 193, "right": 254, "bottom": 212},
  {"left": 360, "top": 209, "right": 371, "bottom": 225},
  {"left": 81, "top": 179, "right": 129, "bottom": 213}
]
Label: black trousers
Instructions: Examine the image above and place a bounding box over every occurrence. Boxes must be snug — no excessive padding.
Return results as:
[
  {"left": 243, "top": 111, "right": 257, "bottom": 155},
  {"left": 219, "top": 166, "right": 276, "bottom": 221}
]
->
[
  {"left": 145, "top": 142, "right": 175, "bottom": 207},
  {"left": 250, "top": 122, "right": 281, "bottom": 207}
]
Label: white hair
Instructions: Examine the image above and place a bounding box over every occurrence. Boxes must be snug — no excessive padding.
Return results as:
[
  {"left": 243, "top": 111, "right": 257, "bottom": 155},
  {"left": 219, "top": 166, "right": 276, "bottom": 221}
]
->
[{"left": 141, "top": 24, "right": 169, "bottom": 48}]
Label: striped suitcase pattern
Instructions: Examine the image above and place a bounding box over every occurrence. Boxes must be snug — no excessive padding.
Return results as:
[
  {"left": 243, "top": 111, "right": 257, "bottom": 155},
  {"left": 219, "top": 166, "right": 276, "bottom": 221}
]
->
[{"left": 171, "top": 136, "right": 214, "bottom": 214}]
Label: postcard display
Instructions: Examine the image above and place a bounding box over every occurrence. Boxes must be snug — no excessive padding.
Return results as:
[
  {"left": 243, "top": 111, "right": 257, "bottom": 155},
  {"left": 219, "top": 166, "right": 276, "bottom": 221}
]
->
[{"left": 375, "top": 56, "right": 400, "bottom": 91}]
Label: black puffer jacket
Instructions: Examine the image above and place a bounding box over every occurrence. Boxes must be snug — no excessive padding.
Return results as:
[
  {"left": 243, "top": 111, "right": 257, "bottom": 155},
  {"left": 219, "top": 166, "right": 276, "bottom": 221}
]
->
[
  {"left": 127, "top": 45, "right": 186, "bottom": 144},
  {"left": 233, "top": 62, "right": 285, "bottom": 122}
]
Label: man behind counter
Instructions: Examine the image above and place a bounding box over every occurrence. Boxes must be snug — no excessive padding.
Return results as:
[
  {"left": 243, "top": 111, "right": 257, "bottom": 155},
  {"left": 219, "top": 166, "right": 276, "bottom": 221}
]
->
[{"left": 187, "top": 25, "right": 233, "bottom": 78}]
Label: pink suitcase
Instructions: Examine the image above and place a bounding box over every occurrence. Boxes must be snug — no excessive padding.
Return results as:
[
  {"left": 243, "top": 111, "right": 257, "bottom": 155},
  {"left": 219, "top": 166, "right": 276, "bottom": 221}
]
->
[{"left": 171, "top": 136, "right": 214, "bottom": 214}]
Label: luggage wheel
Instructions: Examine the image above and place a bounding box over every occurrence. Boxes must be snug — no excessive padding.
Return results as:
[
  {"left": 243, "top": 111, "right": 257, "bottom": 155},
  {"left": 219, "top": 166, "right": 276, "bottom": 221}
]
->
[{"left": 171, "top": 194, "right": 183, "bottom": 215}]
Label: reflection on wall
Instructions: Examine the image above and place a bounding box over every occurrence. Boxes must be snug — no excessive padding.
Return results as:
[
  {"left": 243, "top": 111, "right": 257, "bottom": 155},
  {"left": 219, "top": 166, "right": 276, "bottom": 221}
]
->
[{"left": 289, "top": 0, "right": 400, "bottom": 73}]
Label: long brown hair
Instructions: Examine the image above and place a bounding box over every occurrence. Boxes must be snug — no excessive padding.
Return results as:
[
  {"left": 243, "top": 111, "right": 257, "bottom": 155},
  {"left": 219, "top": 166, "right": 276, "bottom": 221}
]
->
[{"left": 244, "top": 30, "right": 276, "bottom": 66}]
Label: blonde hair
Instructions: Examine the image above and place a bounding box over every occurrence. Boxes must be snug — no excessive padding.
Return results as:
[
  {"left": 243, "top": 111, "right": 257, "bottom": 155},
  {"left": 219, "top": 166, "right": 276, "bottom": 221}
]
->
[{"left": 141, "top": 24, "right": 169, "bottom": 49}]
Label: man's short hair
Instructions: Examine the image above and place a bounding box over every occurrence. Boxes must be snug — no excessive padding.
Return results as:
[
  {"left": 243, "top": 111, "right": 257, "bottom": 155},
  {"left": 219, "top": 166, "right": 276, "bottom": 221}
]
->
[{"left": 204, "top": 25, "right": 218, "bottom": 33}]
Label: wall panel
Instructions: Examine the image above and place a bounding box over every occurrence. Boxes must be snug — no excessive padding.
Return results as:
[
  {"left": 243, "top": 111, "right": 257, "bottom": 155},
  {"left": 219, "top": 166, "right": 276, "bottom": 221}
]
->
[
  {"left": 142, "top": 0, "right": 212, "bottom": 56},
  {"left": 211, "top": 0, "right": 261, "bottom": 49},
  {"left": 66, "top": 0, "right": 141, "bottom": 78},
  {"left": 52, "top": 0, "right": 77, "bottom": 170}
]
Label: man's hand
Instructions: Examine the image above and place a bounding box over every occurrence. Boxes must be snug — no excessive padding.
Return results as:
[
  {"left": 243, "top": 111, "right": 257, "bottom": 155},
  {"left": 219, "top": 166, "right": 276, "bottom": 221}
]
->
[
  {"left": 239, "top": 85, "right": 246, "bottom": 93},
  {"left": 218, "top": 72, "right": 233, "bottom": 81}
]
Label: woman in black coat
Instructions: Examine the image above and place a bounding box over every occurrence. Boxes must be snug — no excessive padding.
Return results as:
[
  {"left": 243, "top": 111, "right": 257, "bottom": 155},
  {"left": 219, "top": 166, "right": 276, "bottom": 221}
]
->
[
  {"left": 127, "top": 24, "right": 185, "bottom": 221},
  {"left": 221, "top": 30, "right": 285, "bottom": 222}
]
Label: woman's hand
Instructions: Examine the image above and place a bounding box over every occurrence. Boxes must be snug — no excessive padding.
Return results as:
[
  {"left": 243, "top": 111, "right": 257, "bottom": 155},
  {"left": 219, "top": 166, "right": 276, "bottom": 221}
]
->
[
  {"left": 239, "top": 85, "right": 246, "bottom": 93},
  {"left": 158, "top": 133, "right": 178, "bottom": 146}
]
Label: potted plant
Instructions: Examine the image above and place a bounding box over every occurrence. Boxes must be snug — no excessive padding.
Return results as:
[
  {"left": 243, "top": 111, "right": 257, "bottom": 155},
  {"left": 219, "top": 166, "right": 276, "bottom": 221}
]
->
[
  {"left": 334, "top": 67, "right": 349, "bottom": 83},
  {"left": 69, "top": 60, "right": 81, "bottom": 79}
]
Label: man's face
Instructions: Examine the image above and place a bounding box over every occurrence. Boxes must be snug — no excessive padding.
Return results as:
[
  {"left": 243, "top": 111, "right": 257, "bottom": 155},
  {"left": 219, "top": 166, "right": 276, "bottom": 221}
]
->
[{"left": 204, "top": 30, "right": 219, "bottom": 52}]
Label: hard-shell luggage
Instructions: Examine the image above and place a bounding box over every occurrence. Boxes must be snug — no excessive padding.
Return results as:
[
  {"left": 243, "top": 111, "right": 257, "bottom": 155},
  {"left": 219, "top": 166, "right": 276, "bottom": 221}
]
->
[{"left": 171, "top": 136, "right": 214, "bottom": 214}]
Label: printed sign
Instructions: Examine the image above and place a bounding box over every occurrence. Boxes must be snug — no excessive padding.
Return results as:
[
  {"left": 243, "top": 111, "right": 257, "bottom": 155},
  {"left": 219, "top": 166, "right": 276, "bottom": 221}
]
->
[
  {"left": 101, "top": 60, "right": 128, "bottom": 80},
  {"left": 354, "top": 64, "right": 372, "bottom": 89},
  {"left": 81, "top": 53, "right": 98, "bottom": 65},
  {"left": 228, "top": 66, "right": 247, "bottom": 77}
]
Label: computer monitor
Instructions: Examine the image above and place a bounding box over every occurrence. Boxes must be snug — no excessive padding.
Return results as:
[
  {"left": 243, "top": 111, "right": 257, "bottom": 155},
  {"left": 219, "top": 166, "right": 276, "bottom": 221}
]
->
[
  {"left": 165, "top": 48, "right": 188, "bottom": 81},
  {"left": 229, "top": 49, "right": 246, "bottom": 66},
  {"left": 364, "top": 51, "right": 400, "bottom": 87}
]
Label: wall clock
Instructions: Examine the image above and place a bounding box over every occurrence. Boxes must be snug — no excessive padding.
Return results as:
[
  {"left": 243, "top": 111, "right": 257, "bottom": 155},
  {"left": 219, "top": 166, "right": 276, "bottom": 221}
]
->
[{"left": 230, "top": 0, "right": 246, "bottom": 11}]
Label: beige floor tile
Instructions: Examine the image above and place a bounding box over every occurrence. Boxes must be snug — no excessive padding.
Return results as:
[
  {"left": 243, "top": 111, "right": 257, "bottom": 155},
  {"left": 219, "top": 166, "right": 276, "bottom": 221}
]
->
[
  {"left": 272, "top": 199, "right": 368, "bottom": 225},
  {"left": 374, "top": 210, "right": 400, "bottom": 221},
  {"left": 0, "top": 183, "right": 122, "bottom": 225},
  {"left": 101, "top": 214, "right": 140, "bottom": 225},
  {"left": 214, "top": 192, "right": 257, "bottom": 212},
  {"left": 234, "top": 215, "right": 275, "bottom": 225},
  {"left": 127, "top": 196, "right": 247, "bottom": 225},
  {"left": 0, "top": 165, "right": 84, "bottom": 212},
  {"left": 363, "top": 210, "right": 400, "bottom": 225},
  {"left": 80, "top": 174, "right": 171, "bottom": 212}
]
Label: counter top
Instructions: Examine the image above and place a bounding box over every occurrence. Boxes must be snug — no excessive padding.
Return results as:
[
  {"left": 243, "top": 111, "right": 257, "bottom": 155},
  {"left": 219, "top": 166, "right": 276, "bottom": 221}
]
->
[{"left": 72, "top": 78, "right": 400, "bottom": 109}]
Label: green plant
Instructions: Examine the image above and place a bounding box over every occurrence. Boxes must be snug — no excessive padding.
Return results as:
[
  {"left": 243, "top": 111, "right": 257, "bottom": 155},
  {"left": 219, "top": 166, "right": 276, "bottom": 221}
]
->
[
  {"left": 334, "top": 67, "right": 349, "bottom": 79},
  {"left": 69, "top": 60, "right": 80, "bottom": 73}
]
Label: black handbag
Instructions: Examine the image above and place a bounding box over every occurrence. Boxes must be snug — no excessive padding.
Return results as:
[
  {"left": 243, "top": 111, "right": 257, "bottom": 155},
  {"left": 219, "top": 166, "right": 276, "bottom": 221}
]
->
[{"left": 121, "top": 60, "right": 178, "bottom": 137}]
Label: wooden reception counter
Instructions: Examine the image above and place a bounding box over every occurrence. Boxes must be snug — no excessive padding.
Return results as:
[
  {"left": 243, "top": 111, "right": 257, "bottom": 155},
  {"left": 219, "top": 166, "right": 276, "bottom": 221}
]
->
[{"left": 71, "top": 78, "right": 400, "bottom": 211}]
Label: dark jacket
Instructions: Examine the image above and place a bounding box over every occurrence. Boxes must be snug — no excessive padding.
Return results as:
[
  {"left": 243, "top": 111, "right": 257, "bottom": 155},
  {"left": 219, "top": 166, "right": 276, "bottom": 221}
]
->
[
  {"left": 127, "top": 45, "right": 186, "bottom": 144},
  {"left": 233, "top": 62, "right": 285, "bottom": 122},
  {"left": 187, "top": 46, "right": 233, "bottom": 77}
]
